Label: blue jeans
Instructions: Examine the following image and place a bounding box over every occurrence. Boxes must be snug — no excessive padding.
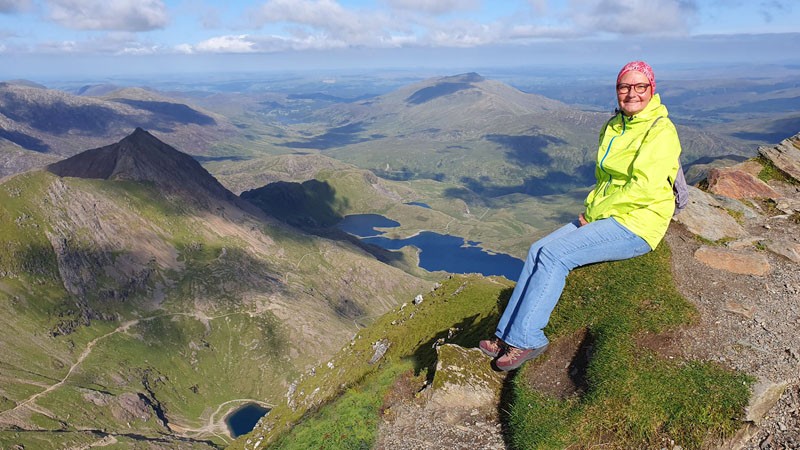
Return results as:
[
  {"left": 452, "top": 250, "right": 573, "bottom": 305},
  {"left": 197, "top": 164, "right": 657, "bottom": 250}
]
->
[{"left": 495, "top": 217, "right": 651, "bottom": 349}]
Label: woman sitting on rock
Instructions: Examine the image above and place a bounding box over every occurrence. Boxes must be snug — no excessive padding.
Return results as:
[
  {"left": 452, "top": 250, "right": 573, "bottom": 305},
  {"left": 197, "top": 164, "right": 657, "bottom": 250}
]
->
[{"left": 480, "top": 61, "right": 683, "bottom": 371}]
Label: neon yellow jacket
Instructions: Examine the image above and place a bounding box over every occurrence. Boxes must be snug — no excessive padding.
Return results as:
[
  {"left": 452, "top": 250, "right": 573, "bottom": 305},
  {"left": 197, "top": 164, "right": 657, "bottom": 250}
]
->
[{"left": 584, "top": 93, "right": 682, "bottom": 250}]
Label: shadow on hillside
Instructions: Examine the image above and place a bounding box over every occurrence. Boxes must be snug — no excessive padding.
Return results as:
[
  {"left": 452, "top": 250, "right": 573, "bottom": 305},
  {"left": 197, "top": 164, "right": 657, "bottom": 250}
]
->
[
  {"left": 0, "top": 129, "right": 50, "bottom": 152},
  {"left": 242, "top": 179, "right": 346, "bottom": 228},
  {"left": 0, "top": 96, "right": 119, "bottom": 135},
  {"left": 731, "top": 115, "right": 800, "bottom": 143},
  {"left": 8, "top": 238, "right": 286, "bottom": 338},
  {"left": 444, "top": 168, "right": 592, "bottom": 200},
  {"left": 312, "top": 227, "right": 411, "bottom": 268},
  {"left": 405, "top": 82, "right": 473, "bottom": 105},
  {"left": 240, "top": 180, "right": 412, "bottom": 268},
  {"left": 485, "top": 133, "right": 566, "bottom": 167},
  {"left": 280, "top": 122, "right": 373, "bottom": 150},
  {"left": 113, "top": 99, "right": 217, "bottom": 126}
]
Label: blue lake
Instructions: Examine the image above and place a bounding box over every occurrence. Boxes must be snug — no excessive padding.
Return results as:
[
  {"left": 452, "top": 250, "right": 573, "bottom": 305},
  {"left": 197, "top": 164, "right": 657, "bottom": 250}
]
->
[
  {"left": 225, "top": 403, "right": 270, "bottom": 438},
  {"left": 338, "top": 214, "right": 523, "bottom": 280}
]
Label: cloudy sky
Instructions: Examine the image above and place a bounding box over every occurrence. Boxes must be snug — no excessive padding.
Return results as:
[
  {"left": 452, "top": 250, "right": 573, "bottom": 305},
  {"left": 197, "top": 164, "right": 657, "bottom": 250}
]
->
[{"left": 1, "top": 0, "right": 798, "bottom": 78}]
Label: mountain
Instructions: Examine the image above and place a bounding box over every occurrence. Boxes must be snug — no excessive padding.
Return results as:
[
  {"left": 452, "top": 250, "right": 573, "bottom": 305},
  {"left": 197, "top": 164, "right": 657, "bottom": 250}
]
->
[
  {"left": 0, "top": 81, "right": 239, "bottom": 162},
  {"left": 277, "top": 72, "right": 751, "bottom": 198},
  {"left": 47, "top": 127, "right": 239, "bottom": 207},
  {"left": 0, "top": 129, "right": 430, "bottom": 449}
]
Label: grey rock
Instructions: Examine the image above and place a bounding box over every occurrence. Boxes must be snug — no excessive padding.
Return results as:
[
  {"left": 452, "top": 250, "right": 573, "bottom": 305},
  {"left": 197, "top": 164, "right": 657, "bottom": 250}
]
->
[
  {"left": 673, "top": 186, "right": 747, "bottom": 242},
  {"left": 759, "top": 134, "right": 800, "bottom": 183},
  {"left": 746, "top": 379, "right": 790, "bottom": 424}
]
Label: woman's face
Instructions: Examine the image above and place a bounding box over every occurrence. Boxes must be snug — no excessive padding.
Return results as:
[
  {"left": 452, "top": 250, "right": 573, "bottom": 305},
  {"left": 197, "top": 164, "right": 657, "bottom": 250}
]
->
[{"left": 617, "top": 70, "right": 653, "bottom": 116}]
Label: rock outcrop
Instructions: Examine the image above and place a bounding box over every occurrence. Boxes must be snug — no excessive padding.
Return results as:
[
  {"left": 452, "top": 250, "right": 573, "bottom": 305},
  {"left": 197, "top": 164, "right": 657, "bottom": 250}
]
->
[{"left": 674, "top": 132, "right": 800, "bottom": 267}]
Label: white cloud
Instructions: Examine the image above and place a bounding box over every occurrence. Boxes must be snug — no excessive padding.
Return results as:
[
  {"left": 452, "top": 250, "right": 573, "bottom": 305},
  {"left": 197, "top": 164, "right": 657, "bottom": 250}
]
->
[
  {"left": 174, "top": 43, "right": 194, "bottom": 54},
  {"left": 383, "top": 0, "right": 480, "bottom": 15},
  {"left": 30, "top": 31, "right": 164, "bottom": 55},
  {"left": 251, "top": 0, "right": 392, "bottom": 46},
  {"left": 194, "top": 35, "right": 257, "bottom": 53},
  {"left": 0, "top": 0, "right": 31, "bottom": 13},
  {"left": 46, "top": 0, "right": 169, "bottom": 31},
  {"left": 191, "top": 32, "right": 353, "bottom": 53},
  {"left": 566, "top": 0, "right": 698, "bottom": 35}
]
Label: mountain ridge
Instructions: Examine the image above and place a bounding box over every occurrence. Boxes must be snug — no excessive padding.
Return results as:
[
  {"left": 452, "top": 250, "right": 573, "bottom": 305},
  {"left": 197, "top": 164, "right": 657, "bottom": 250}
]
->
[{"left": 0, "top": 81, "right": 238, "bottom": 158}]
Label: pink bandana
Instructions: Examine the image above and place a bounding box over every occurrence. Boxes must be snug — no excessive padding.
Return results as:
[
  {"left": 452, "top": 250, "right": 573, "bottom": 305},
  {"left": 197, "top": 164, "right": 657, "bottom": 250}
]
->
[{"left": 617, "top": 61, "right": 655, "bottom": 94}]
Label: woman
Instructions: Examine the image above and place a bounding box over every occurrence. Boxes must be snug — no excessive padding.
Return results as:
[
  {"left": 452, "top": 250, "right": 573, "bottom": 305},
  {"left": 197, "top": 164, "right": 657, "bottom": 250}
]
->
[{"left": 479, "top": 61, "right": 682, "bottom": 371}]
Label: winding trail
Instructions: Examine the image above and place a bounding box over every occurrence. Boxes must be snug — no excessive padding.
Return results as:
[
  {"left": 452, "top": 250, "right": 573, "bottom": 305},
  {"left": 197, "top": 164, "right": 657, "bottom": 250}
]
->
[
  {"left": 0, "top": 311, "right": 246, "bottom": 419},
  {"left": 1, "top": 319, "right": 139, "bottom": 416}
]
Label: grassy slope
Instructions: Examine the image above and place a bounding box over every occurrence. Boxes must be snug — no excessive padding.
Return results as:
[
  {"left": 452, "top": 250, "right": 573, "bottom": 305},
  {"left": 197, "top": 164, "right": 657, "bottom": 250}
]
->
[
  {"left": 0, "top": 170, "right": 429, "bottom": 449},
  {"left": 231, "top": 243, "right": 752, "bottom": 450}
]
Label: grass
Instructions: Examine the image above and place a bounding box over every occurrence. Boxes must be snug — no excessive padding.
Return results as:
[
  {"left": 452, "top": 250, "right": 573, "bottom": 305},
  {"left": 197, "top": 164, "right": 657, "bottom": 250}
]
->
[
  {"left": 229, "top": 274, "right": 512, "bottom": 449},
  {"left": 509, "top": 244, "right": 753, "bottom": 449},
  {"left": 268, "top": 362, "right": 413, "bottom": 450},
  {"left": 756, "top": 155, "right": 799, "bottom": 186},
  {"left": 233, "top": 244, "right": 753, "bottom": 450}
]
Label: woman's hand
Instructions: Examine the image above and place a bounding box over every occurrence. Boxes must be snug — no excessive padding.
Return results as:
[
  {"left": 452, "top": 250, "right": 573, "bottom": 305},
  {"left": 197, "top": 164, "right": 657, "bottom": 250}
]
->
[{"left": 578, "top": 213, "right": 589, "bottom": 227}]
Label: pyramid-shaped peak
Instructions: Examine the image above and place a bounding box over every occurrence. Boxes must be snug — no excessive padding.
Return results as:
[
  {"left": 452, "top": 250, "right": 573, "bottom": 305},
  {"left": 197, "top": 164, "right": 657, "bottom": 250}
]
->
[{"left": 47, "top": 128, "right": 236, "bottom": 203}]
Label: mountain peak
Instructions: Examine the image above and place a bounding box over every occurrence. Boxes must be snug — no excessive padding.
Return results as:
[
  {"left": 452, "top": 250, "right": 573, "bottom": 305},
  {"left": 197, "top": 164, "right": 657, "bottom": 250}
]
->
[
  {"left": 405, "top": 73, "right": 486, "bottom": 105},
  {"left": 127, "top": 126, "right": 157, "bottom": 143},
  {"left": 47, "top": 128, "right": 236, "bottom": 204},
  {"left": 443, "top": 72, "right": 484, "bottom": 83}
]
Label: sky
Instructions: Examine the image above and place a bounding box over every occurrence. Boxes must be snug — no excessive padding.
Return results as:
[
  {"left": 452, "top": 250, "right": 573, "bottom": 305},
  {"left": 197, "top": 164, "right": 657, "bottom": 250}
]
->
[{"left": 0, "top": 0, "right": 799, "bottom": 79}]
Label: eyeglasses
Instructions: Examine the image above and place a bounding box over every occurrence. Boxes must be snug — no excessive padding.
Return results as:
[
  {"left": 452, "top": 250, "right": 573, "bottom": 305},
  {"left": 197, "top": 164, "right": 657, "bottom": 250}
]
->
[{"left": 617, "top": 83, "right": 650, "bottom": 94}]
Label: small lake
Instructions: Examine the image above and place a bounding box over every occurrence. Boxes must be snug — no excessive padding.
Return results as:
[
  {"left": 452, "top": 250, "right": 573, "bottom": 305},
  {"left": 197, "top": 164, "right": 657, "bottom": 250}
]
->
[
  {"left": 338, "top": 214, "right": 523, "bottom": 280},
  {"left": 225, "top": 403, "right": 270, "bottom": 438}
]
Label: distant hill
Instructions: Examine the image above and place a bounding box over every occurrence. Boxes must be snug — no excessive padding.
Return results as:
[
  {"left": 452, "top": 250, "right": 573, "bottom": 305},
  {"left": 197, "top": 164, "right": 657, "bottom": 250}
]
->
[
  {"left": 0, "top": 81, "right": 240, "bottom": 165},
  {"left": 0, "top": 129, "right": 430, "bottom": 448},
  {"left": 277, "top": 72, "right": 749, "bottom": 197}
]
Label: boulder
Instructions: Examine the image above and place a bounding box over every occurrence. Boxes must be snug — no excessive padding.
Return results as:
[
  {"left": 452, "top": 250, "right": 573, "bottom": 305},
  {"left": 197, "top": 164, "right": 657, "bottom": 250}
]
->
[
  {"left": 765, "top": 238, "right": 800, "bottom": 264},
  {"left": 707, "top": 167, "right": 780, "bottom": 200},
  {"left": 745, "top": 378, "right": 791, "bottom": 424},
  {"left": 694, "top": 246, "right": 771, "bottom": 276},
  {"left": 673, "top": 186, "right": 747, "bottom": 242},
  {"left": 429, "top": 344, "right": 504, "bottom": 414}
]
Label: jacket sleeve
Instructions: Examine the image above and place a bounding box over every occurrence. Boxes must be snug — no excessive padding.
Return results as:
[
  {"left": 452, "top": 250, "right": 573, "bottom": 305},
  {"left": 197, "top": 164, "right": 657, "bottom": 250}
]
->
[{"left": 585, "top": 120, "right": 681, "bottom": 220}]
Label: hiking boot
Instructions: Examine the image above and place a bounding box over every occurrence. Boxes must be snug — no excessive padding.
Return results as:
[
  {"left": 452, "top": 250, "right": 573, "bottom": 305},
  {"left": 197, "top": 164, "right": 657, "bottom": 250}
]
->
[
  {"left": 494, "top": 344, "right": 548, "bottom": 371},
  {"left": 478, "top": 338, "right": 504, "bottom": 358}
]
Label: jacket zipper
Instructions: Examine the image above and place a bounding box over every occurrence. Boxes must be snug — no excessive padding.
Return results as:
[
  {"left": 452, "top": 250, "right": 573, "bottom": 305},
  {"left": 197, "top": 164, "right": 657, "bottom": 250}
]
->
[{"left": 600, "top": 114, "right": 626, "bottom": 195}]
